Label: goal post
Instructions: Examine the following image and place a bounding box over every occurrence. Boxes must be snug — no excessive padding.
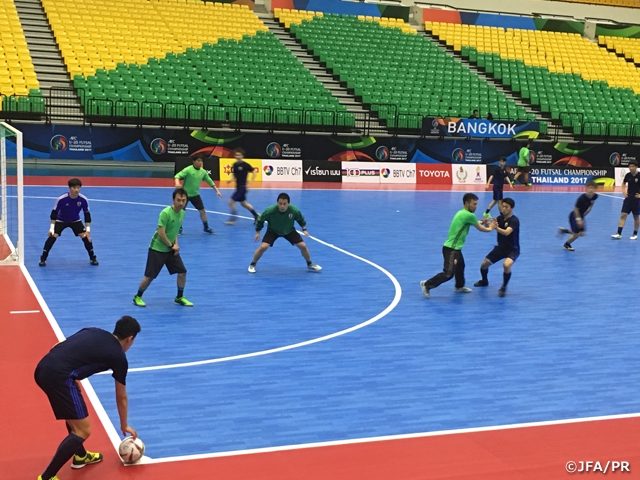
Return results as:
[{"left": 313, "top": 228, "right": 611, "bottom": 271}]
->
[{"left": 0, "top": 122, "right": 24, "bottom": 266}]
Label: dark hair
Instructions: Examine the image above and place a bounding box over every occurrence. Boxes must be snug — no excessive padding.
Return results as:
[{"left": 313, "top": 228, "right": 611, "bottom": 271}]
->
[
  {"left": 192, "top": 153, "right": 204, "bottom": 161},
  {"left": 502, "top": 197, "right": 515, "bottom": 208},
  {"left": 68, "top": 178, "right": 82, "bottom": 188},
  {"left": 498, "top": 156, "right": 506, "bottom": 162},
  {"left": 173, "top": 187, "right": 187, "bottom": 199},
  {"left": 277, "top": 192, "right": 290, "bottom": 203},
  {"left": 113, "top": 316, "right": 141, "bottom": 340},
  {"left": 462, "top": 193, "right": 478, "bottom": 204},
  {"left": 629, "top": 160, "right": 638, "bottom": 167},
  {"left": 233, "top": 147, "right": 245, "bottom": 155},
  {"left": 586, "top": 180, "right": 598, "bottom": 188}
]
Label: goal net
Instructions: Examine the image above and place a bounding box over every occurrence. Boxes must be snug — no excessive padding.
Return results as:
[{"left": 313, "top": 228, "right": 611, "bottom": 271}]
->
[{"left": 0, "top": 122, "right": 24, "bottom": 265}]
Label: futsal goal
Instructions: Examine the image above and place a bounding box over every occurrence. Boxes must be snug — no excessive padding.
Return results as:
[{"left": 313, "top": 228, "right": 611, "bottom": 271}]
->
[{"left": 0, "top": 122, "right": 24, "bottom": 266}]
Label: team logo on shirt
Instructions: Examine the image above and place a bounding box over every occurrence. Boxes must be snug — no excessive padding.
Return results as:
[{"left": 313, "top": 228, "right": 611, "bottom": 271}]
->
[
  {"left": 376, "top": 146, "right": 390, "bottom": 161},
  {"left": 266, "top": 142, "right": 281, "bottom": 158},
  {"left": 288, "top": 213, "right": 293, "bottom": 219},
  {"left": 452, "top": 148, "right": 465, "bottom": 162},
  {"left": 263, "top": 165, "right": 274, "bottom": 176},
  {"left": 50, "top": 135, "right": 68, "bottom": 151},
  {"left": 381, "top": 168, "right": 391, "bottom": 178},
  {"left": 150, "top": 138, "right": 167, "bottom": 155},
  {"left": 77, "top": 201, "right": 82, "bottom": 207},
  {"left": 609, "top": 152, "right": 621, "bottom": 166}
]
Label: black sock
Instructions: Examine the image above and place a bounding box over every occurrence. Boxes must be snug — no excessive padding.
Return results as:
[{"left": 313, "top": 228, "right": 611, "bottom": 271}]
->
[
  {"left": 136, "top": 289, "right": 144, "bottom": 298},
  {"left": 177, "top": 287, "right": 184, "bottom": 298},
  {"left": 480, "top": 267, "right": 488, "bottom": 282},
  {"left": 564, "top": 242, "right": 572, "bottom": 247},
  {"left": 307, "top": 260, "right": 312, "bottom": 265},
  {"left": 503, "top": 272, "right": 512, "bottom": 288},
  {"left": 203, "top": 221, "right": 209, "bottom": 229},
  {"left": 618, "top": 227, "right": 623, "bottom": 235},
  {"left": 82, "top": 237, "right": 95, "bottom": 259},
  {"left": 250, "top": 261, "right": 256, "bottom": 266},
  {"left": 634, "top": 230, "right": 638, "bottom": 236},
  {"left": 41, "top": 433, "right": 85, "bottom": 480},
  {"left": 484, "top": 209, "right": 490, "bottom": 214},
  {"left": 42, "top": 236, "right": 57, "bottom": 259},
  {"left": 250, "top": 209, "right": 258, "bottom": 219},
  {"left": 65, "top": 424, "right": 86, "bottom": 457}
]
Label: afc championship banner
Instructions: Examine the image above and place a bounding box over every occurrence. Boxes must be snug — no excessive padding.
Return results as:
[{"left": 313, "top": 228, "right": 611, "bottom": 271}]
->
[{"left": 528, "top": 167, "right": 614, "bottom": 186}]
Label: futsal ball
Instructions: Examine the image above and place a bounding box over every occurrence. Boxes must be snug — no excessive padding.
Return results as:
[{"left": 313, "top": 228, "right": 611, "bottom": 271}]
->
[{"left": 118, "top": 436, "right": 145, "bottom": 464}]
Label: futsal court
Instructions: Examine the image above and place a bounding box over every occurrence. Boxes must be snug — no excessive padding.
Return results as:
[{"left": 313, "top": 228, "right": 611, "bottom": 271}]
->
[{"left": 2, "top": 179, "right": 640, "bottom": 480}]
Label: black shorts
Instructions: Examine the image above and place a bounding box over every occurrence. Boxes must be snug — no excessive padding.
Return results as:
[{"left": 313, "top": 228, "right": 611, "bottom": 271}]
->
[
  {"left": 517, "top": 166, "right": 530, "bottom": 174},
  {"left": 231, "top": 187, "right": 247, "bottom": 202},
  {"left": 34, "top": 366, "right": 88, "bottom": 420},
  {"left": 493, "top": 188, "right": 503, "bottom": 201},
  {"left": 262, "top": 229, "right": 303, "bottom": 246},
  {"left": 54, "top": 221, "right": 85, "bottom": 236},
  {"left": 187, "top": 195, "right": 205, "bottom": 211},
  {"left": 144, "top": 248, "right": 187, "bottom": 279},
  {"left": 569, "top": 212, "right": 585, "bottom": 233},
  {"left": 622, "top": 197, "right": 640, "bottom": 215},
  {"left": 485, "top": 246, "right": 519, "bottom": 264}
]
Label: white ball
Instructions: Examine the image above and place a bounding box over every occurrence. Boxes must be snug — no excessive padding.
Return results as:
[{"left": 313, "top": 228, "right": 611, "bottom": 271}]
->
[{"left": 118, "top": 436, "right": 145, "bottom": 464}]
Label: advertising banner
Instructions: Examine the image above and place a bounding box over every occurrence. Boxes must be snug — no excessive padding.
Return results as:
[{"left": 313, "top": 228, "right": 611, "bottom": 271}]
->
[
  {"left": 423, "top": 118, "right": 540, "bottom": 139},
  {"left": 219, "top": 158, "right": 262, "bottom": 183},
  {"left": 341, "top": 162, "right": 381, "bottom": 183},
  {"left": 261, "top": 160, "right": 303, "bottom": 182},
  {"left": 416, "top": 164, "right": 453, "bottom": 185},
  {"left": 174, "top": 156, "right": 220, "bottom": 181},
  {"left": 302, "top": 161, "right": 342, "bottom": 182},
  {"left": 615, "top": 167, "right": 629, "bottom": 187},
  {"left": 451, "top": 164, "right": 487, "bottom": 185},
  {"left": 378, "top": 163, "right": 416, "bottom": 184},
  {"left": 529, "top": 167, "right": 614, "bottom": 186}
]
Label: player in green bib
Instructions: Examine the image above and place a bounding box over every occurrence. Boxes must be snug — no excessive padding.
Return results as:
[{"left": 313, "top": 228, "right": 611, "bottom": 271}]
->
[
  {"left": 133, "top": 188, "right": 193, "bottom": 307},
  {"left": 513, "top": 141, "right": 532, "bottom": 187},
  {"left": 420, "top": 193, "right": 495, "bottom": 299},
  {"left": 174, "top": 154, "right": 222, "bottom": 234},
  {"left": 248, "top": 193, "right": 321, "bottom": 273}
]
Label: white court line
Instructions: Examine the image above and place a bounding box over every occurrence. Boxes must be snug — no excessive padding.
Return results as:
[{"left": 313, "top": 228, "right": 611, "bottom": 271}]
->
[
  {"left": 10, "top": 309, "right": 40, "bottom": 314},
  {"left": 599, "top": 193, "right": 624, "bottom": 200},
  {"left": 20, "top": 264, "right": 123, "bottom": 454}
]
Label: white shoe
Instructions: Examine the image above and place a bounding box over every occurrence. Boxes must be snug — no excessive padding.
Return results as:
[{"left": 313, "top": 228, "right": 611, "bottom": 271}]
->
[
  {"left": 248, "top": 264, "right": 256, "bottom": 273},
  {"left": 454, "top": 286, "right": 473, "bottom": 293},
  {"left": 308, "top": 263, "right": 322, "bottom": 272},
  {"left": 420, "top": 280, "right": 430, "bottom": 299},
  {"left": 631, "top": 235, "right": 638, "bottom": 240},
  {"left": 224, "top": 220, "right": 236, "bottom": 226},
  {"left": 611, "top": 234, "right": 622, "bottom": 239}
]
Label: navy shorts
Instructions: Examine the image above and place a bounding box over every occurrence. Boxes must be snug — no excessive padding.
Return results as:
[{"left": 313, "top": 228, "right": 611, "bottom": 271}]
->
[
  {"left": 144, "top": 248, "right": 187, "bottom": 279},
  {"left": 187, "top": 195, "right": 205, "bottom": 211},
  {"left": 622, "top": 197, "right": 640, "bottom": 216},
  {"left": 35, "top": 365, "right": 88, "bottom": 420},
  {"left": 231, "top": 187, "right": 247, "bottom": 202},
  {"left": 493, "top": 188, "right": 503, "bottom": 201},
  {"left": 262, "top": 229, "right": 303, "bottom": 246},
  {"left": 569, "top": 212, "right": 585, "bottom": 233},
  {"left": 54, "top": 221, "right": 85, "bottom": 236},
  {"left": 485, "top": 246, "right": 519, "bottom": 265}
]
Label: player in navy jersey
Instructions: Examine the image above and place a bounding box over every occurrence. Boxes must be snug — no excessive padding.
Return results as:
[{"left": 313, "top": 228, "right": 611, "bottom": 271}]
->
[
  {"left": 39, "top": 178, "right": 98, "bottom": 266},
  {"left": 483, "top": 157, "right": 514, "bottom": 218},
  {"left": 474, "top": 197, "right": 520, "bottom": 297},
  {"left": 34, "top": 316, "right": 140, "bottom": 480},
  {"left": 225, "top": 147, "right": 260, "bottom": 225},
  {"left": 558, "top": 181, "right": 598, "bottom": 251},
  {"left": 612, "top": 160, "right": 640, "bottom": 240}
]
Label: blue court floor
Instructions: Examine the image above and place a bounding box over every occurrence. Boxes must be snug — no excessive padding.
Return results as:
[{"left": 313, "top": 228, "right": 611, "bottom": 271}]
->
[{"left": 23, "top": 186, "right": 640, "bottom": 458}]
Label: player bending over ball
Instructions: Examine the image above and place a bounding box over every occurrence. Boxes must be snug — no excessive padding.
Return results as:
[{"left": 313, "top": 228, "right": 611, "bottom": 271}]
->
[
  {"left": 174, "top": 153, "right": 222, "bottom": 235},
  {"left": 420, "top": 193, "right": 495, "bottom": 299},
  {"left": 39, "top": 178, "right": 98, "bottom": 267},
  {"left": 611, "top": 160, "right": 640, "bottom": 240},
  {"left": 225, "top": 147, "right": 260, "bottom": 225},
  {"left": 133, "top": 188, "right": 193, "bottom": 307},
  {"left": 35, "top": 316, "right": 140, "bottom": 480},
  {"left": 474, "top": 197, "right": 520, "bottom": 297},
  {"left": 558, "top": 180, "right": 598, "bottom": 251},
  {"left": 249, "top": 192, "right": 321, "bottom": 273},
  {"left": 483, "top": 157, "right": 513, "bottom": 219}
]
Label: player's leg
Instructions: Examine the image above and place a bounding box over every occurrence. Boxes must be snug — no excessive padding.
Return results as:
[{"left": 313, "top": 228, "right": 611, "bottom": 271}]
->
[
  {"left": 613, "top": 211, "right": 628, "bottom": 239},
  {"left": 289, "top": 232, "right": 321, "bottom": 271},
  {"left": 632, "top": 212, "right": 639, "bottom": 240},
  {"left": 168, "top": 254, "right": 192, "bottom": 306},
  {"left": 475, "top": 257, "right": 492, "bottom": 287},
  {"left": 484, "top": 199, "right": 496, "bottom": 218},
  {"left": 420, "top": 247, "right": 458, "bottom": 298},
  {"left": 39, "top": 223, "right": 64, "bottom": 266},
  {"left": 563, "top": 214, "right": 583, "bottom": 250},
  {"left": 249, "top": 230, "right": 277, "bottom": 272},
  {"left": 133, "top": 249, "right": 165, "bottom": 306},
  {"left": 499, "top": 257, "right": 515, "bottom": 297},
  {"left": 453, "top": 250, "right": 470, "bottom": 292},
  {"left": 73, "top": 222, "right": 98, "bottom": 265},
  {"left": 189, "top": 196, "right": 213, "bottom": 233},
  {"left": 225, "top": 197, "right": 238, "bottom": 225},
  {"left": 240, "top": 200, "right": 259, "bottom": 220},
  {"left": 40, "top": 417, "right": 93, "bottom": 480}
]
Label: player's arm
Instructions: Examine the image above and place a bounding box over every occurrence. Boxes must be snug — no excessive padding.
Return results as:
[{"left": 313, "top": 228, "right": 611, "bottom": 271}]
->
[
  {"left": 296, "top": 211, "right": 309, "bottom": 237},
  {"left": 156, "top": 226, "right": 179, "bottom": 254},
  {"left": 474, "top": 219, "right": 495, "bottom": 232},
  {"left": 496, "top": 225, "right": 513, "bottom": 236},
  {"left": 623, "top": 179, "right": 629, "bottom": 198},
  {"left": 174, "top": 168, "right": 186, "bottom": 188},
  {"left": 115, "top": 380, "right": 137, "bottom": 438},
  {"left": 247, "top": 168, "right": 257, "bottom": 189},
  {"left": 48, "top": 208, "right": 58, "bottom": 236},
  {"left": 254, "top": 210, "right": 267, "bottom": 241},
  {"left": 82, "top": 199, "right": 92, "bottom": 240},
  {"left": 486, "top": 175, "right": 494, "bottom": 188},
  {"left": 506, "top": 175, "right": 514, "bottom": 188},
  {"left": 204, "top": 172, "right": 222, "bottom": 197}
]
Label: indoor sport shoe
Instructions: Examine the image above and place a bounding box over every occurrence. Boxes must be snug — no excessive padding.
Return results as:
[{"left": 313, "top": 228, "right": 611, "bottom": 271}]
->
[
  {"left": 37, "top": 476, "right": 60, "bottom": 480},
  {"left": 557, "top": 227, "right": 570, "bottom": 237},
  {"left": 307, "top": 263, "right": 322, "bottom": 272},
  {"left": 248, "top": 264, "right": 256, "bottom": 273},
  {"left": 483, "top": 212, "right": 491, "bottom": 219},
  {"left": 473, "top": 280, "right": 489, "bottom": 287},
  {"left": 90, "top": 257, "right": 99, "bottom": 266},
  {"left": 174, "top": 296, "right": 194, "bottom": 307},
  {"left": 631, "top": 235, "right": 638, "bottom": 240},
  {"left": 39, "top": 258, "right": 46, "bottom": 266},
  {"left": 454, "top": 287, "right": 473, "bottom": 293},
  {"left": 203, "top": 227, "right": 216, "bottom": 235},
  {"left": 498, "top": 287, "right": 507, "bottom": 298},
  {"left": 563, "top": 243, "right": 575, "bottom": 251},
  {"left": 611, "top": 234, "right": 622, "bottom": 239},
  {"left": 224, "top": 220, "right": 236, "bottom": 226},
  {"left": 419, "top": 280, "right": 430, "bottom": 299},
  {"left": 132, "top": 296, "right": 146, "bottom": 307},
  {"left": 71, "top": 451, "right": 102, "bottom": 469},
  {"left": 526, "top": 183, "right": 532, "bottom": 187}
]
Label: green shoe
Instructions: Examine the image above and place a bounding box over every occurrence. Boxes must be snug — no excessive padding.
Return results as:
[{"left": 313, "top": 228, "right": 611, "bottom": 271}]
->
[
  {"left": 71, "top": 451, "right": 103, "bottom": 469},
  {"left": 132, "top": 295, "right": 146, "bottom": 307},
  {"left": 174, "top": 296, "right": 193, "bottom": 307},
  {"left": 483, "top": 212, "right": 491, "bottom": 219}
]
